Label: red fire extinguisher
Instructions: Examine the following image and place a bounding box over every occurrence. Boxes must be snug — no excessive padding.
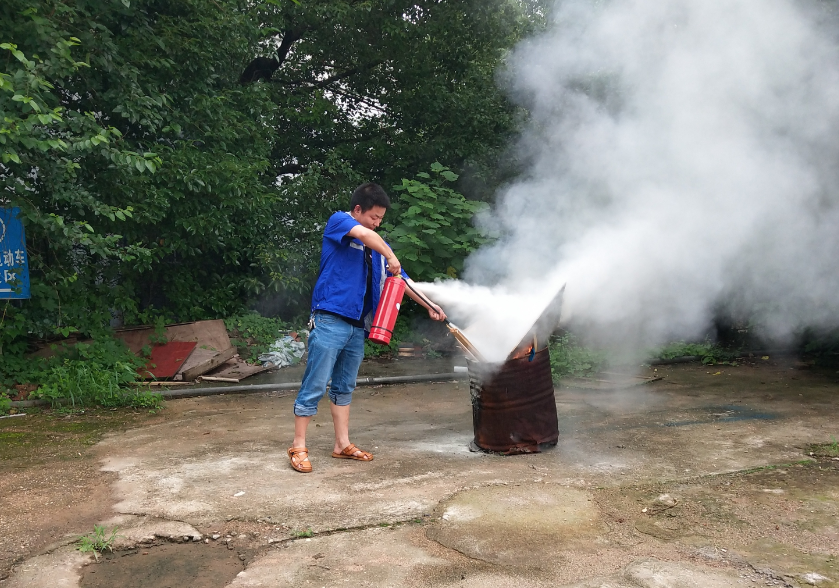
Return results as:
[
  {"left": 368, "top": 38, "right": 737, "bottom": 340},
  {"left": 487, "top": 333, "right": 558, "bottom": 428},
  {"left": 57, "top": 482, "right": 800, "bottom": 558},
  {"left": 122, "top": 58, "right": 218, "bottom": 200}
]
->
[{"left": 368, "top": 276, "right": 406, "bottom": 345}]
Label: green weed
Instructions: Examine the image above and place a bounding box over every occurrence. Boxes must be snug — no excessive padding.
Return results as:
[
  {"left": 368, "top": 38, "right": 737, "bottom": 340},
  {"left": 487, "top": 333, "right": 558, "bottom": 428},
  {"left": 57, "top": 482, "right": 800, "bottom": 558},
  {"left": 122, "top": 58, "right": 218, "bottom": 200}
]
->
[
  {"left": 290, "top": 528, "right": 314, "bottom": 538},
  {"left": 2, "top": 336, "right": 164, "bottom": 410},
  {"left": 364, "top": 315, "right": 413, "bottom": 358},
  {"left": 0, "top": 391, "right": 11, "bottom": 415},
  {"left": 548, "top": 333, "right": 608, "bottom": 381},
  {"left": 225, "top": 312, "right": 294, "bottom": 362},
  {"left": 77, "top": 525, "right": 119, "bottom": 560},
  {"left": 651, "top": 340, "right": 740, "bottom": 366},
  {"left": 807, "top": 437, "right": 839, "bottom": 458},
  {"left": 34, "top": 360, "right": 162, "bottom": 410}
]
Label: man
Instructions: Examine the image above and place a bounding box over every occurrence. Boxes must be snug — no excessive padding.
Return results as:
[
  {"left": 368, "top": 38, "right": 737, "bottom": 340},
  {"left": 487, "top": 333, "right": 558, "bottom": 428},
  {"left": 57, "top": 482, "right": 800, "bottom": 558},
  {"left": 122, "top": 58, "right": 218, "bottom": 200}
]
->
[{"left": 288, "top": 182, "right": 446, "bottom": 473}]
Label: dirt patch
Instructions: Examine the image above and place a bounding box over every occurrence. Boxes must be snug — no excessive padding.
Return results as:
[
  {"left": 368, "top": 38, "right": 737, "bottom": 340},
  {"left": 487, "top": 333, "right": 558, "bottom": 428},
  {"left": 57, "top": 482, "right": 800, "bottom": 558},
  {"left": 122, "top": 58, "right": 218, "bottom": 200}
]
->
[
  {"left": 79, "top": 541, "right": 247, "bottom": 588},
  {"left": 0, "top": 408, "right": 166, "bottom": 579}
]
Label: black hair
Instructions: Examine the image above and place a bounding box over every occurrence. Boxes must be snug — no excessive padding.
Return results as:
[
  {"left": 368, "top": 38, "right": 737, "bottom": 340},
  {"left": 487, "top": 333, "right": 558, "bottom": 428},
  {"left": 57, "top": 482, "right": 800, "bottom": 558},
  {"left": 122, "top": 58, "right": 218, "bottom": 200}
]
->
[{"left": 350, "top": 182, "right": 390, "bottom": 212}]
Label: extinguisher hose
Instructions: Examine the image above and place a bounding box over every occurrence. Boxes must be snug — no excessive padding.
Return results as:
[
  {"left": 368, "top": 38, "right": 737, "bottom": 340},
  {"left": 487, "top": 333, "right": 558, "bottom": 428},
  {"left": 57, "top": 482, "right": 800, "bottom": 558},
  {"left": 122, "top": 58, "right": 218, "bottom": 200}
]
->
[
  {"left": 401, "top": 277, "right": 484, "bottom": 360},
  {"left": 402, "top": 278, "right": 450, "bottom": 326}
]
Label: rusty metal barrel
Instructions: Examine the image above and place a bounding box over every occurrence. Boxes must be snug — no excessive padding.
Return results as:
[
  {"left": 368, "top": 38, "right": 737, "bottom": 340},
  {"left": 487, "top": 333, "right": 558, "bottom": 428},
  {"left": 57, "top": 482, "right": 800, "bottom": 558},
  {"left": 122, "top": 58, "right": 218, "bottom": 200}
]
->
[{"left": 467, "top": 348, "right": 559, "bottom": 454}]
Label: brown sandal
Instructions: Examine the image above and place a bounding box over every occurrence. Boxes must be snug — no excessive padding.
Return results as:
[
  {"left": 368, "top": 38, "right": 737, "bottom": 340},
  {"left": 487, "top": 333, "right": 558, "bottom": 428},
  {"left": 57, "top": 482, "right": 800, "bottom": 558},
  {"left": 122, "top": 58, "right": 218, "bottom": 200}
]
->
[
  {"left": 288, "top": 447, "right": 312, "bottom": 473},
  {"left": 331, "top": 443, "right": 373, "bottom": 461}
]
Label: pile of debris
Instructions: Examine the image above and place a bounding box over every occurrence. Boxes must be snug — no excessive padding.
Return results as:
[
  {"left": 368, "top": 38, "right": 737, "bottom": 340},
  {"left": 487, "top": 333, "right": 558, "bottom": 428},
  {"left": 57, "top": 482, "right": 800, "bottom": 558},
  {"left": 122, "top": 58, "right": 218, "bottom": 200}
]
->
[{"left": 122, "top": 320, "right": 301, "bottom": 385}]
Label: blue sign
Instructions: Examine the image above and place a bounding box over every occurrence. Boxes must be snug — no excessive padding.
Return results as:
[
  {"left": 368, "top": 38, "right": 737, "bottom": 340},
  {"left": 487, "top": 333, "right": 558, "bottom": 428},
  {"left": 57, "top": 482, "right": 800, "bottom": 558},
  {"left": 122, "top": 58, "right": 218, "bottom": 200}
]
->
[{"left": 0, "top": 207, "right": 30, "bottom": 299}]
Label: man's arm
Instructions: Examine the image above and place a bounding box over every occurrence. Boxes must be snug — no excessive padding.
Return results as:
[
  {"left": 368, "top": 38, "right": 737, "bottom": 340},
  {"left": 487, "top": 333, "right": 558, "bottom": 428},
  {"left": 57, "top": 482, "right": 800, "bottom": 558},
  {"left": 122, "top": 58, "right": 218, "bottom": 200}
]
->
[
  {"left": 404, "top": 278, "right": 447, "bottom": 322},
  {"left": 347, "top": 225, "right": 401, "bottom": 275}
]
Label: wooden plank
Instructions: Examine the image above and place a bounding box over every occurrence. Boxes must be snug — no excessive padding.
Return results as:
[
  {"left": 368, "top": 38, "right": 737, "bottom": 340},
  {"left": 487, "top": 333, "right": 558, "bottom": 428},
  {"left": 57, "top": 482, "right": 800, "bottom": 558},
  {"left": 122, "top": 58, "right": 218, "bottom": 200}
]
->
[
  {"left": 197, "top": 376, "right": 240, "bottom": 383},
  {"left": 166, "top": 319, "right": 232, "bottom": 353},
  {"left": 207, "top": 358, "right": 268, "bottom": 381},
  {"left": 179, "top": 346, "right": 236, "bottom": 381},
  {"left": 115, "top": 319, "right": 233, "bottom": 355},
  {"left": 174, "top": 348, "right": 218, "bottom": 380}
]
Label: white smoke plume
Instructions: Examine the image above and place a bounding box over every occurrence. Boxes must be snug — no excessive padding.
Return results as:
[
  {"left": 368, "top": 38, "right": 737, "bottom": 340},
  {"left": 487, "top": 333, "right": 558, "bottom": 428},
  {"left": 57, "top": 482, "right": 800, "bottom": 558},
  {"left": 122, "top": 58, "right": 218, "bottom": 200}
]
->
[{"left": 420, "top": 0, "right": 839, "bottom": 363}]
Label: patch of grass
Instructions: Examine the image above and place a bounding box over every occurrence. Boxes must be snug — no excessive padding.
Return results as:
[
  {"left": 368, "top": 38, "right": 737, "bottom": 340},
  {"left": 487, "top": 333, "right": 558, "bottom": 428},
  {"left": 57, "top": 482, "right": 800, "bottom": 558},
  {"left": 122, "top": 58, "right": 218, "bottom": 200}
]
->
[
  {"left": 807, "top": 438, "right": 839, "bottom": 458},
  {"left": 0, "top": 431, "right": 27, "bottom": 443},
  {"left": 548, "top": 333, "right": 608, "bottom": 381},
  {"left": 651, "top": 340, "right": 740, "bottom": 366},
  {"left": 77, "top": 525, "right": 120, "bottom": 560},
  {"left": 290, "top": 528, "right": 313, "bottom": 538}
]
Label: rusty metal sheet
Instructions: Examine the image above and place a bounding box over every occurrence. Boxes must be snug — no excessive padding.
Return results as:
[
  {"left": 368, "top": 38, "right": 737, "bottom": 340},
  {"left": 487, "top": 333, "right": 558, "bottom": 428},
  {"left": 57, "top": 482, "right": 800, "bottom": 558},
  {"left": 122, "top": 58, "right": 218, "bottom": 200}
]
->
[
  {"left": 139, "top": 341, "right": 197, "bottom": 380},
  {"left": 468, "top": 348, "right": 558, "bottom": 454},
  {"left": 511, "top": 284, "right": 565, "bottom": 358}
]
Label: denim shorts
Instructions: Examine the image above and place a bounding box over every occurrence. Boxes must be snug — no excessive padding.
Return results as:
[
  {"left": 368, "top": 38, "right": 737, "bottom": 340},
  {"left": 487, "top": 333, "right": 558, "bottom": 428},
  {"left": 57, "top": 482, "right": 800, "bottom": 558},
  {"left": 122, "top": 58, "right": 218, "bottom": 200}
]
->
[{"left": 293, "top": 312, "right": 366, "bottom": 417}]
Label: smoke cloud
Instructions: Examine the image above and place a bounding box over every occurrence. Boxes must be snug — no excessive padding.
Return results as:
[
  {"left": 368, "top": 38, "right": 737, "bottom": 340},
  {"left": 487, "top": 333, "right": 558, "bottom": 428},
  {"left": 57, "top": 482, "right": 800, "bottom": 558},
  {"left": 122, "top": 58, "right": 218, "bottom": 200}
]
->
[{"left": 419, "top": 0, "right": 839, "bottom": 363}]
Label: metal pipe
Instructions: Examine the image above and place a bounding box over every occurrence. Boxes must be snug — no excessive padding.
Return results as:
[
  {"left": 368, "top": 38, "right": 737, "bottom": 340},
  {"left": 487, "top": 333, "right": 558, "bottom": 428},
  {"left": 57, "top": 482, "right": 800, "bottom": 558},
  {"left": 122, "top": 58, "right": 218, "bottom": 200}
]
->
[{"left": 9, "top": 372, "right": 469, "bottom": 407}]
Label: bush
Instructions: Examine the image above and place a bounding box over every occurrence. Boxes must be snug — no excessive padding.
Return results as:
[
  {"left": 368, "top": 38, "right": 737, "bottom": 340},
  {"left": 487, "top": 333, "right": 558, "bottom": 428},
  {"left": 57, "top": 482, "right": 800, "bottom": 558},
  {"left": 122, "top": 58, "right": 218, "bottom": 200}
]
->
[
  {"left": 364, "top": 314, "right": 413, "bottom": 358},
  {"left": 224, "top": 312, "right": 294, "bottom": 362},
  {"left": 548, "top": 333, "right": 607, "bottom": 381},
  {"left": 651, "top": 340, "right": 739, "bottom": 366},
  {"left": 3, "top": 337, "right": 163, "bottom": 410},
  {"left": 385, "top": 163, "right": 492, "bottom": 282}
]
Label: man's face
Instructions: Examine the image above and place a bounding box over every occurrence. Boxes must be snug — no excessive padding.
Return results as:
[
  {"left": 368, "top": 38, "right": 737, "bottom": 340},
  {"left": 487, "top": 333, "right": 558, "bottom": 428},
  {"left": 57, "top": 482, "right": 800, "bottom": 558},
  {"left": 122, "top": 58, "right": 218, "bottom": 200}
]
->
[{"left": 352, "top": 205, "right": 387, "bottom": 230}]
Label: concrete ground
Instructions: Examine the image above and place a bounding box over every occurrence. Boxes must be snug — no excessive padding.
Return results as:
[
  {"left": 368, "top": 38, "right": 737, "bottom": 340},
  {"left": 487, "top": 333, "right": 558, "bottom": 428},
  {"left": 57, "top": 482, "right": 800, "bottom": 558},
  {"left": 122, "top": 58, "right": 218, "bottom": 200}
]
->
[{"left": 2, "top": 356, "right": 838, "bottom": 587}]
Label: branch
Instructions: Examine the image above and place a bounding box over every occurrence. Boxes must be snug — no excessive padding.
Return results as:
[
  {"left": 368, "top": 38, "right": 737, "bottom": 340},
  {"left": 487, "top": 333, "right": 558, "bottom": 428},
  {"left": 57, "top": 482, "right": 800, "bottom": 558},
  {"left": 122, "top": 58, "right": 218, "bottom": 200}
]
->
[
  {"left": 283, "top": 60, "right": 385, "bottom": 93},
  {"left": 276, "top": 27, "right": 306, "bottom": 67},
  {"left": 274, "top": 163, "right": 308, "bottom": 175},
  {"left": 328, "top": 86, "right": 388, "bottom": 114},
  {"left": 239, "top": 27, "right": 307, "bottom": 85}
]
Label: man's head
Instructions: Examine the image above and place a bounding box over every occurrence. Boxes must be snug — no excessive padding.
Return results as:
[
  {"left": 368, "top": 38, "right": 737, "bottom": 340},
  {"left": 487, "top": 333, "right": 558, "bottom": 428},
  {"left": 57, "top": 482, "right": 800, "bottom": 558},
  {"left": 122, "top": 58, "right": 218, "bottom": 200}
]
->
[{"left": 350, "top": 182, "right": 390, "bottom": 230}]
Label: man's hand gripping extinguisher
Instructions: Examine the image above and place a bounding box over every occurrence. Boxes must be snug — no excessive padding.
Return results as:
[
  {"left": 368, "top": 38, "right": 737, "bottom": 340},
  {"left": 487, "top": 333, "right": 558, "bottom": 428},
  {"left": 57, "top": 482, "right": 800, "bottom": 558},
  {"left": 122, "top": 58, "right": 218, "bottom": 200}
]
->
[{"left": 368, "top": 275, "right": 406, "bottom": 345}]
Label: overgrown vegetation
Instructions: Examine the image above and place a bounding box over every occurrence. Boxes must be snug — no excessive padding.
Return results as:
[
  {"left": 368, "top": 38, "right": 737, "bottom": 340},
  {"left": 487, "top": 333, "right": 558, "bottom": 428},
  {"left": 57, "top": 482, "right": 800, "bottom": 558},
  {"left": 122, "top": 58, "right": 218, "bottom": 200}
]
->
[
  {"left": 385, "top": 164, "right": 492, "bottom": 281},
  {"left": 364, "top": 314, "right": 414, "bottom": 358},
  {"left": 0, "top": 391, "right": 10, "bottom": 415},
  {"left": 225, "top": 312, "right": 296, "bottom": 363},
  {"left": 0, "top": 337, "right": 162, "bottom": 410},
  {"left": 548, "top": 333, "right": 608, "bottom": 381},
  {"left": 801, "top": 327, "right": 839, "bottom": 368},
  {"left": 651, "top": 340, "right": 740, "bottom": 366}
]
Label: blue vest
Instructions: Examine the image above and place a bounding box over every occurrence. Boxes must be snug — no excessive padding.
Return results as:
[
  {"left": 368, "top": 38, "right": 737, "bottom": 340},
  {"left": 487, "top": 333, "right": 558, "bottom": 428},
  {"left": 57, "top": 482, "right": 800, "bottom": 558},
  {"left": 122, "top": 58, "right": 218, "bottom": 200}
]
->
[{"left": 311, "top": 212, "right": 407, "bottom": 326}]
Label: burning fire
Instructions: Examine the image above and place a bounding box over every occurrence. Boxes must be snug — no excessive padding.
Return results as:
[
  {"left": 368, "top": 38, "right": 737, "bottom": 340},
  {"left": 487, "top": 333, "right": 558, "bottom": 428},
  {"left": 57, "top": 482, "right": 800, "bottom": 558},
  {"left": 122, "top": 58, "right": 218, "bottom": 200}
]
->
[{"left": 509, "top": 345, "right": 534, "bottom": 361}]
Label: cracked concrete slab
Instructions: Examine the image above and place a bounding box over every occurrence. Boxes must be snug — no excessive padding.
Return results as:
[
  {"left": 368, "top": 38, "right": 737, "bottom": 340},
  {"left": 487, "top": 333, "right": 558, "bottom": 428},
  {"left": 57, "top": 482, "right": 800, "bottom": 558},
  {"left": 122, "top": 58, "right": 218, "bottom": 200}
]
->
[
  {"left": 4, "top": 548, "right": 88, "bottom": 588},
  {"left": 428, "top": 484, "right": 607, "bottom": 566}
]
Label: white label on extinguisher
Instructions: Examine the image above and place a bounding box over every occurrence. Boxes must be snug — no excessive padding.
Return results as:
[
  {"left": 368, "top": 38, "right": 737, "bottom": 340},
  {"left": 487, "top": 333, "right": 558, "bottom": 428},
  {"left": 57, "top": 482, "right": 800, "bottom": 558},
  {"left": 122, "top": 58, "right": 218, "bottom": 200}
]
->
[{"left": 395, "top": 303, "right": 400, "bottom": 310}]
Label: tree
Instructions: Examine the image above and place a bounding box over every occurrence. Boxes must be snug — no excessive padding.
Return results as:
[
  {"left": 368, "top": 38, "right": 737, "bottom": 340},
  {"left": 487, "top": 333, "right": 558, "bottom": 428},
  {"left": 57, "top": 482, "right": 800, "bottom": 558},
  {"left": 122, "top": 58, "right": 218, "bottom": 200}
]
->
[{"left": 0, "top": 0, "right": 538, "bottom": 358}]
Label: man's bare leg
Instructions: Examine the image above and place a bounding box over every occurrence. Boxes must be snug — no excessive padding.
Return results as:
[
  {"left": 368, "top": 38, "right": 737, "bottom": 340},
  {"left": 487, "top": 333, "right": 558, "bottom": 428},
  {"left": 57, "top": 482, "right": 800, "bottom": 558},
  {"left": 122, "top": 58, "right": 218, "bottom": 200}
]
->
[
  {"left": 330, "top": 402, "right": 351, "bottom": 454},
  {"left": 329, "top": 403, "right": 373, "bottom": 459},
  {"left": 293, "top": 415, "right": 312, "bottom": 449}
]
